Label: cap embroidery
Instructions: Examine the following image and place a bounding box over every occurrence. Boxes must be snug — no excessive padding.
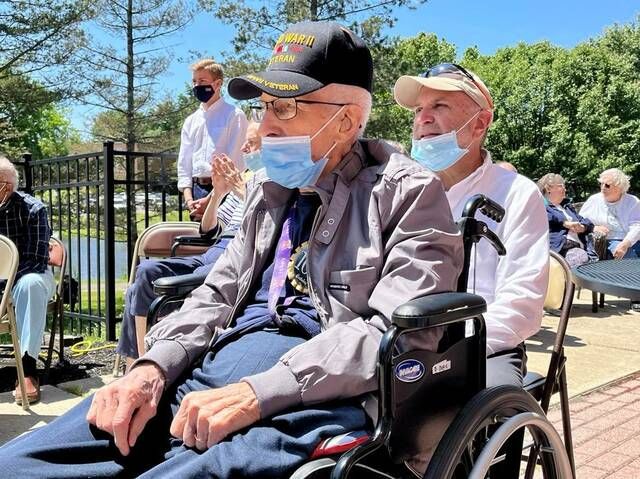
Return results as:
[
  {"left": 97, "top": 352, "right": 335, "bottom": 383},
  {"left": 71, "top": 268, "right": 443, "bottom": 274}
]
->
[
  {"left": 275, "top": 32, "right": 316, "bottom": 49},
  {"left": 246, "top": 74, "right": 299, "bottom": 92}
]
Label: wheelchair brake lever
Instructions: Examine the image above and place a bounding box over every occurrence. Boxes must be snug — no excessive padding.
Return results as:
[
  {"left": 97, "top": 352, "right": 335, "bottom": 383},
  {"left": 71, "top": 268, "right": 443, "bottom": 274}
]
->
[{"left": 474, "top": 221, "right": 506, "bottom": 256}]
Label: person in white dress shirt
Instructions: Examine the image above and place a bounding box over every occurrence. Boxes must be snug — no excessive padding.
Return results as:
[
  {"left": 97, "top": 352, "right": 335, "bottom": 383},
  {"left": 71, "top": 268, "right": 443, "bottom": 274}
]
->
[
  {"left": 177, "top": 59, "right": 248, "bottom": 218},
  {"left": 394, "top": 64, "right": 549, "bottom": 389}
]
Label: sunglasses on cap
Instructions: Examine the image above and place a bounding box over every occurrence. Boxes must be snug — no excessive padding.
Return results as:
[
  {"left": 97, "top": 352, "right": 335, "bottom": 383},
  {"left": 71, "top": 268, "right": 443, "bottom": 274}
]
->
[
  {"left": 420, "top": 63, "right": 476, "bottom": 82},
  {"left": 419, "top": 63, "right": 493, "bottom": 110}
]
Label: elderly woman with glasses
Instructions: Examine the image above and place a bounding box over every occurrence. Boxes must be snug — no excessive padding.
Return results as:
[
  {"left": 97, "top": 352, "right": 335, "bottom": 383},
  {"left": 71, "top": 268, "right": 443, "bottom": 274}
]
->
[
  {"left": 537, "top": 173, "right": 597, "bottom": 268},
  {"left": 579, "top": 168, "right": 640, "bottom": 260}
]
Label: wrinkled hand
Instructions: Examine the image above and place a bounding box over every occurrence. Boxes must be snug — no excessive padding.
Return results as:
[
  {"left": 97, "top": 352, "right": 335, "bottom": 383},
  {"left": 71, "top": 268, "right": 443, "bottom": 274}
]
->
[
  {"left": 87, "top": 363, "right": 166, "bottom": 456},
  {"left": 593, "top": 225, "right": 609, "bottom": 236},
  {"left": 572, "top": 223, "right": 586, "bottom": 234},
  {"left": 212, "top": 154, "right": 244, "bottom": 198},
  {"left": 170, "top": 382, "right": 260, "bottom": 451},
  {"left": 191, "top": 196, "right": 210, "bottom": 217},
  {"left": 613, "top": 240, "right": 631, "bottom": 259}
]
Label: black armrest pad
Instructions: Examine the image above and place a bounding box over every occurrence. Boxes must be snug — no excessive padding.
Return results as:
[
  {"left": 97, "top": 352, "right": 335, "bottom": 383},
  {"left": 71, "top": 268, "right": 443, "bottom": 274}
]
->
[
  {"left": 153, "top": 271, "right": 209, "bottom": 296},
  {"left": 392, "top": 292, "right": 487, "bottom": 329},
  {"left": 173, "top": 235, "right": 217, "bottom": 247}
]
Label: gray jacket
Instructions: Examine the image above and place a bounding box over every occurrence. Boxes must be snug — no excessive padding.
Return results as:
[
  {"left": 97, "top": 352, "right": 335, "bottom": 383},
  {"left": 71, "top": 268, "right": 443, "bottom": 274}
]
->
[{"left": 142, "top": 139, "right": 463, "bottom": 418}]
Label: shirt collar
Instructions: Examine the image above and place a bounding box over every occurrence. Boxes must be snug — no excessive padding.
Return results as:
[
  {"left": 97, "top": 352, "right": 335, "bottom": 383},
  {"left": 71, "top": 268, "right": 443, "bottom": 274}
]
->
[
  {"left": 200, "top": 97, "right": 225, "bottom": 116},
  {"left": 448, "top": 149, "right": 493, "bottom": 196}
]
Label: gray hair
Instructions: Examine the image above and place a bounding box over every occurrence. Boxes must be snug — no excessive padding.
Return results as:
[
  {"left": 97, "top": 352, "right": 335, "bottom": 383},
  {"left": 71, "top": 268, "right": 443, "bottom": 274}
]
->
[
  {"left": 536, "top": 173, "right": 564, "bottom": 196},
  {"left": 0, "top": 154, "right": 18, "bottom": 192},
  {"left": 319, "top": 83, "right": 372, "bottom": 136},
  {"left": 600, "top": 168, "right": 630, "bottom": 193}
]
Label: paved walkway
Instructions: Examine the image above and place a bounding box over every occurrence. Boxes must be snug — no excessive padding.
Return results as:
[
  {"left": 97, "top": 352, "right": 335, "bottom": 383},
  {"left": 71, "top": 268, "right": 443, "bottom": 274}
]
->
[{"left": 551, "top": 372, "right": 640, "bottom": 478}]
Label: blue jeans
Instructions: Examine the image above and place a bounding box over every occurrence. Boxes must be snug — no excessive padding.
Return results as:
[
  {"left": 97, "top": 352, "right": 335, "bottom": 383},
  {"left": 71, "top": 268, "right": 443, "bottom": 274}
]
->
[
  {"left": 13, "top": 271, "right": 56, "bottom": 358},
  {"left": 607, "top": 240, "right": 640, "bottom": 258},
  {"left": 0, "top": 330, "right": 368, "bottom": 478},
  {"left": 117, "top": 239, "right": 230, "bottom": 359}
]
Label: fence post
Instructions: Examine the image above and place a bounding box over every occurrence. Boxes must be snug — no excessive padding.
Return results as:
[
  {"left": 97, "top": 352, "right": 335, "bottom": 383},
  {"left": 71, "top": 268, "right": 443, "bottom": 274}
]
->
[
  {"left": 103, "top": 142, "right": 117, "bottom": 341},
  {"left": 22, "top": 153, "right": 33, "bottom": 195}
]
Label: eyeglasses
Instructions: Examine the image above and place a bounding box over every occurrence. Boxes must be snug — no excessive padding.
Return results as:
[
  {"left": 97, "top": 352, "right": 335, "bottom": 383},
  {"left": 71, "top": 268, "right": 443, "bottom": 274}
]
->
[
  {"left": 250, "top": 98, "right": 349, "bottom": 121},
  {"left": 420, "top": 63, "right": 476, "bottom": 82},
  {"left": 600, "top": 182, "right": 612, "bottom": 189}
]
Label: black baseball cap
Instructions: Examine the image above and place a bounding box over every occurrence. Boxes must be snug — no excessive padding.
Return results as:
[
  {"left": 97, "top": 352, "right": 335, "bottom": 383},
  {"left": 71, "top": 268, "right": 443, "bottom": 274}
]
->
[{"left": 228, "top": 21, "right": 373, "bottom": 100}]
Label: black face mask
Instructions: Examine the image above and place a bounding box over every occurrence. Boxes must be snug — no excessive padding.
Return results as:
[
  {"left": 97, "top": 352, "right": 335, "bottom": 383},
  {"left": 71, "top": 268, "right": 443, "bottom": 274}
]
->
[{"left": 193, "top": 84, "right": 215, "bottom": 103}]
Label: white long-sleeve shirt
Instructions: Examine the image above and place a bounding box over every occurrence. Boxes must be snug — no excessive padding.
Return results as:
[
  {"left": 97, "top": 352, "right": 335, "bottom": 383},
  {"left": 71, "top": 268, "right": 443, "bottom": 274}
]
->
[
  {"left": 579, "top": 192, "right": 640, "bottom": 247},
  {"left": 176, "top": 98, "right": 248, "bottom": 190},
  {"left": 447, "top": 152, "right": 549, "bottom": 355}
]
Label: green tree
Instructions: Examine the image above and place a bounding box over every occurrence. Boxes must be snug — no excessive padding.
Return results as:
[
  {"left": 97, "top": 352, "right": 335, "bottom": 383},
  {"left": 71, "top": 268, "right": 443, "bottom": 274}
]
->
[
  {"left": 75, "top": 0, "right": 195, "bottom": 152},
  {"left": 0, "top": 0, "right": 89, "bottom": 95},
  {"left": 203, "top": 0, "right": 429, "bottom": 77},
  {"left": 90, "top": 85, "right": 197, "bottom": 152},
  {"left": 0, "top": 72, "right": 77, "bottom": 159},
  {"left": 460, "top": 18, "right": 640, "bottom": 197},
  {"left": 366, "top": 33, "right": 456, "bottom": 148}
]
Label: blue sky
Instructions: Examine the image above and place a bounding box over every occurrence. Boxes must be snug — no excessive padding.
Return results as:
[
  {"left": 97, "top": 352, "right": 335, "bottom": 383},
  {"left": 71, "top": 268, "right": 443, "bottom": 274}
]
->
[{"left": 69, "top": 0, "right": 639, "bottom": 136}]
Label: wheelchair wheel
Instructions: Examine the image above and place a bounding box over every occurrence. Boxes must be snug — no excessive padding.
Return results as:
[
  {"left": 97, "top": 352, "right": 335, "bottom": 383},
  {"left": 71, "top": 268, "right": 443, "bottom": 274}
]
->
[{"left": 424, "top": 385, "right": 570, "bottom": 479}]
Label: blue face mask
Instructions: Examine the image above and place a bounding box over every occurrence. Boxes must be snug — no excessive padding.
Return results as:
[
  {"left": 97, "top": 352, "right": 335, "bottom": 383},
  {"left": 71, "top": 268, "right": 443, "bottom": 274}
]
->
[
  {"left": 260, "top": 106, "right": 344, "bottom": 189},
  {"left": 411, "top": 112, "right": 479, "bottom": 172},
  {"left": 243, "top": 150, "right": 263, "bottom": 172}
]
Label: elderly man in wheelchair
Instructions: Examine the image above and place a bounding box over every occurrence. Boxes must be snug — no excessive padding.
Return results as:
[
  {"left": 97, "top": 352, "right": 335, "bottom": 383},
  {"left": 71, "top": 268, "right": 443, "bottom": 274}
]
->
[{"left": 0, "top": 21, "right": 573, "bottom": 479}]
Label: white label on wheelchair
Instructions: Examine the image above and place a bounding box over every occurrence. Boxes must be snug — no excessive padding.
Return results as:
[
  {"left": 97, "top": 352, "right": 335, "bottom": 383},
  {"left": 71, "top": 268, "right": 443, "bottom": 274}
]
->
[
  {"left": 432, "top": 359, "right": 451, "bottom": 375},
  {"left": 465, "top": 318, "right": 474, "bottom": 338},
  {"left": 395, "top": 359, "right": 425, "bottom": 382}
]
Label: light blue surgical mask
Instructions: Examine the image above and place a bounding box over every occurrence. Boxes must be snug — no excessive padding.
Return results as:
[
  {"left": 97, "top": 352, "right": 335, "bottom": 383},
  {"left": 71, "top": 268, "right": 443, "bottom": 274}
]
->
[
  {"left": 411, "top": 112, "right": 479, "bottom": 172},
  {"left": 243, "top": 150, "right": 263, "bottom": 172},
  {"left": 260, "top": 106, "right": 344, "bottom": 189}
]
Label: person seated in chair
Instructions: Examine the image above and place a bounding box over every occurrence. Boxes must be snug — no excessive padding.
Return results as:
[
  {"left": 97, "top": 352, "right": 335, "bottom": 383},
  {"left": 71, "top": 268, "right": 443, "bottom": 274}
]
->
[
  {"left": 579, "top": 168, "right": 640, "bottom": 260},
  {"left": 0, "top": 22, "right": 463, "bottom": 478},
  {"left": 0, "top": 155, "right": 56, "bottom": 405},
  {"left": 116, "top": 123, "right": 262, "bottom": 371},
  {"left": 394, "top": 64, "right": 550, "bottom": 475},
  {"left": 394, "top": 65, "right": 549, "bottom": 389},
  {"left": 537, "top": 173, "right": 597, "bottom": 268}
]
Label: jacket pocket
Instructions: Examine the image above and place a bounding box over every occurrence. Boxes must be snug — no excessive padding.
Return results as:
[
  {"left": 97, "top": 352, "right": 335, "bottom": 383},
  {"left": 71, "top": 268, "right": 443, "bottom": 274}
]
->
[{"left": 327, "top": 266, "right": 378, "bottom": 316}]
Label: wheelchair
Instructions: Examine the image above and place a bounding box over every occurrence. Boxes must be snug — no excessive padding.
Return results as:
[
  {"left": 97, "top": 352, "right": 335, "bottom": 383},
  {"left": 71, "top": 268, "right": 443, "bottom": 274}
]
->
[{"left": 146, "top": 194, "right": 575, "bottom": 479}]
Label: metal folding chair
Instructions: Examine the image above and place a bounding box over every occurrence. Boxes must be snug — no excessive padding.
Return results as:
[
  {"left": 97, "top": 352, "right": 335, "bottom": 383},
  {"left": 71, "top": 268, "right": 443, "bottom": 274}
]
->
[
  {"left": 43, "top": 237, "right": 68, "bottom": 378},
  {"left": 523, "top": 250, "right": 576, "bottom": 477},
  {"left": 0, "top": 235, "right": 29, "bottom": 410}
]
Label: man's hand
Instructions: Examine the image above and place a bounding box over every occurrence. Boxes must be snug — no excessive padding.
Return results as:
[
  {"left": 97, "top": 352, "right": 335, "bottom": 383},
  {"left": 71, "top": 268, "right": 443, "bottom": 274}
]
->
[
  {"left": 86, "top": 363, "right": 166, "bottom": 456},
  {"left": 613, "top": 240, "right": 631, "bottom": 259},
  {"left": 170, "top": 382, "right": 260, "bottom": 451}
]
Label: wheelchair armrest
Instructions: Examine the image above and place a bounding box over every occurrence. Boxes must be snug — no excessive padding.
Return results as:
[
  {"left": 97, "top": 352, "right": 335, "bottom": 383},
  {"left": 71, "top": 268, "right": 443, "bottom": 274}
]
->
[
  {"left": 152, "top": 270, "right": 209, "bottom": 297},
  {"left": 173, "top": 235, "right": 218, "bottom": 247},
  {"left": 391, "top": 292, "right": 487, "bottom": 329}
]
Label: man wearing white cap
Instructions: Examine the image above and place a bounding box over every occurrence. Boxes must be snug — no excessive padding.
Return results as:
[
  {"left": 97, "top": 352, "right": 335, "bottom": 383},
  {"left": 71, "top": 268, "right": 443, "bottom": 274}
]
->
[{"left": 394, "top": 64, "right": 549, "bottom": 388}]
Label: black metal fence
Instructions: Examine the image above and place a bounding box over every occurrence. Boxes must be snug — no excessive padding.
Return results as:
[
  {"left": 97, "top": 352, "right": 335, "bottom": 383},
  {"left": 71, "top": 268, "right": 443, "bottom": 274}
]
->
[{"left": 18, "top": 142, "right": 185, "bottom": 341}]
